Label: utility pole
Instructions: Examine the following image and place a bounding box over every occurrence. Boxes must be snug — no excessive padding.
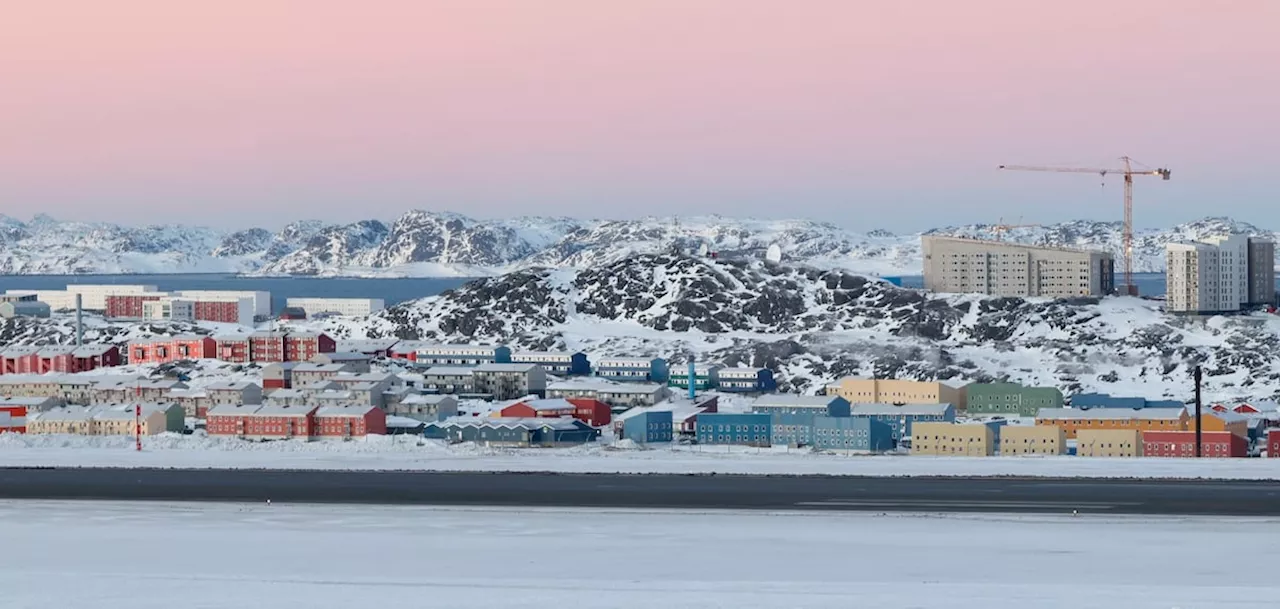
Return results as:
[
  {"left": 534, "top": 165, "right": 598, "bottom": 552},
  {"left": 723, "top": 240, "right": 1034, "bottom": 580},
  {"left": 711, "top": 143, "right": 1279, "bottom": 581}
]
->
[{"left": 1194, "top": 365, "right": 1202, "bottom": 458}]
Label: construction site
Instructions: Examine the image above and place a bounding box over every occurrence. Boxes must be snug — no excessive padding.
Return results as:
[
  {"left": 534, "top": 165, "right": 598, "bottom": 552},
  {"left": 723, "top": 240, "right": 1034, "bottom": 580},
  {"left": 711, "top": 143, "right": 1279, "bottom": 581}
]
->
[{"left": 923, "top": 156, "right": 1173, "bottom": 298}]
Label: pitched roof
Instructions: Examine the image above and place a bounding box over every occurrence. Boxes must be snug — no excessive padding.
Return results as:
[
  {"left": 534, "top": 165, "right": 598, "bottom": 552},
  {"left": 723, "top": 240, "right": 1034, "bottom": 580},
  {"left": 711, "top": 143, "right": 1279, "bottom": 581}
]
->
[
  {"left": 315, "top": 404, "right": 379, "bottom": 417},
  {"left": 204, "top": 380, "right": 259, "bottom": 391},
  {"left": 434, "top": 416, "right": 580, "bottom": 430},
  {"left": 514, "top": 398, "right": 577, "bottom": 412}
]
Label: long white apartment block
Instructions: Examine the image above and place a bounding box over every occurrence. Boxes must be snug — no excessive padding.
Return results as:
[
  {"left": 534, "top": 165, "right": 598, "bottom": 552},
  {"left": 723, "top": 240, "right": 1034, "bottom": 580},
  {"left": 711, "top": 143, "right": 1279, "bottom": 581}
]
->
[
  {"left": 1166, "top": 234, "right": 1272, "bottom": 314},
  {"left": 4, "top": 284, "right": 159, "bottom": 310},
  {"left": 284, "top": 297, "right": 386, "bottom": 317},
  {"left": 921, "top": 236, "right": 1115, "bottom": 297}
]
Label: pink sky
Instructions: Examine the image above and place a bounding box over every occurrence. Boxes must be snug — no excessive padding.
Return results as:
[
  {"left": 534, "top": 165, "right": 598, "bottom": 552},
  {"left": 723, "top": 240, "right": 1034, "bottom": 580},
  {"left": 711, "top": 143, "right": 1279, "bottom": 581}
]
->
[{"left": 2, "top": 0, "right": 1277, "bottom": 230}]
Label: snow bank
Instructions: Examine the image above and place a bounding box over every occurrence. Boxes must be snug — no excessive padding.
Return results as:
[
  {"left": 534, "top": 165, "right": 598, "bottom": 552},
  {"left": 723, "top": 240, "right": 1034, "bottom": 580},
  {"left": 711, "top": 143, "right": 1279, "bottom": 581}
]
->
[{"left": 3, "top": 433, "right": 1280, "bottom": 479}]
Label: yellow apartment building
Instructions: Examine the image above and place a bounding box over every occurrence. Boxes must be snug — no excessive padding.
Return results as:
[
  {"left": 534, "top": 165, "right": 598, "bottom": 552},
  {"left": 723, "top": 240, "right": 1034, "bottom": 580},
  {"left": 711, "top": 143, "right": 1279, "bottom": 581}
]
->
[
  {"left": 1076, "top": 429, "right": 1144, "bottom": 457},
  {"left": 1000, "top": 424, "right": 1066, "bottom": 456},
  {"left": 1035, "top": 407, "right": 1187, "bottom": 439},
  {"left": 26, "top": 407, "right": 96, "bottom": 435},
  {"left": 1195, "top": 410, "right": 1249, "bottom": 437},
  {"left": 911, "top": 422, "right": 994, "bottom": 456},
  {"left": 825, "top": 378, "right": 966, "bottom": 411}
]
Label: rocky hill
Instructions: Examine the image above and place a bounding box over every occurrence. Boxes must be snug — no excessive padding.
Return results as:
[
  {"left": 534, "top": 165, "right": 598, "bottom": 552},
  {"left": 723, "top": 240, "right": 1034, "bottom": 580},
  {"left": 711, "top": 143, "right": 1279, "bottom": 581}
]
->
[
  {"left": 313, "top": 254, "right": 1280, "bottom": 402},
  {"left": 0, "top": 212, "right": 1273, "bottom": 277}
]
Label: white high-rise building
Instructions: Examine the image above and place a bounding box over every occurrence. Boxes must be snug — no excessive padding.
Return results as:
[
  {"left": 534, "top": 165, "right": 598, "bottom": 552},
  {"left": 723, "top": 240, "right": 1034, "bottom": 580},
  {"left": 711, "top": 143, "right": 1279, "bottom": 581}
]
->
[{"left": 1166, "top": 234, "right": 1257, "bottom": 314}]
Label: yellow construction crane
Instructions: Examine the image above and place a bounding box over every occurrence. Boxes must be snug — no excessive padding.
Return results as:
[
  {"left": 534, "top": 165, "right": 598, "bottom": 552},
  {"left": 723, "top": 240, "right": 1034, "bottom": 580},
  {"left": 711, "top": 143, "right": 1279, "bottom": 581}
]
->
[{"left": 998, "top": 157, "right": 1171, "bottom": 295}]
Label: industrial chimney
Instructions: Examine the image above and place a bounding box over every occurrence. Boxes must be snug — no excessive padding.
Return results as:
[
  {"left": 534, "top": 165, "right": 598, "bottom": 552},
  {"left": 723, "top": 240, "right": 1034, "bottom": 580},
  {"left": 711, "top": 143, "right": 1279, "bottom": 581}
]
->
[
  {"left": 75, "top": 293, "right": 84, "bottom": 347},
  {"left": 687, "top": 356, "right": 696, "bottom": 400}
]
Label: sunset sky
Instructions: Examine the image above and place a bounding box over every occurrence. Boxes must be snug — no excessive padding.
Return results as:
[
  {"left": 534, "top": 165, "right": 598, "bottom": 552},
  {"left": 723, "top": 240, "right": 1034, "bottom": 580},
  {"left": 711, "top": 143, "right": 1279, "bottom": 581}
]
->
[{"left": 2, "top": 0, "right": 1277, "bottom": 231}]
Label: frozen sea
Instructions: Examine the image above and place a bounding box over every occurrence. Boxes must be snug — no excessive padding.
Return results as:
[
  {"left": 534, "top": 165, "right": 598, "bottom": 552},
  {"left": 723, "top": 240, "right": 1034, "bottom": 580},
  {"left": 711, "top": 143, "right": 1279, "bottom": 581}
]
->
[{"left": 1, "top": 500, "right": 1274, "bottom": 608}]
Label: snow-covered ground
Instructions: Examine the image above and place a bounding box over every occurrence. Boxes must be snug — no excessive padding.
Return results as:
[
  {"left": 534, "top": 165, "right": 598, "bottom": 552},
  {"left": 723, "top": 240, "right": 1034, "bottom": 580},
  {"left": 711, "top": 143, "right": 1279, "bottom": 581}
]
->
[
  {"left": 1, "top": 500, "right": 1273, "bottom": 608},
  {"left": 3, "top": 433, "right": 1280, "bottom": 479}
]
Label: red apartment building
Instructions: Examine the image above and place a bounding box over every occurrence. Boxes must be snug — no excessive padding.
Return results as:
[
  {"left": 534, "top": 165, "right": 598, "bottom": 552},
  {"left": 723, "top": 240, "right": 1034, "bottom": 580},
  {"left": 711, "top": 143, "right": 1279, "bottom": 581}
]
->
[
  {"left": 1142, "top": 431, "right": 1249, "bottom": 458},
  {"left": 249, "top": 331, "right": 336, "bottom": 363},
  {"left": 206, "top": 404, "right": 317, "bottom": 440},
  {"left": 314, "top": 404, "right": 386, "bottom": 438},
  {"left": 106, "top": 294, "right": 165, "bottom": 318},
  {"left": 207, "top": 403, "right": 383, "bottom": 439},
  {"left": 1, "top": 345, "right": 119, "bottom": 375},
  {"left": 191, "top": 299, "right": 251, "bottom": 325},
  {"left": 129, "top": 336, "right": 218, "bottom": 365},
  {"left": 214, "top": 336, "right": 252, "bottom": 363}
]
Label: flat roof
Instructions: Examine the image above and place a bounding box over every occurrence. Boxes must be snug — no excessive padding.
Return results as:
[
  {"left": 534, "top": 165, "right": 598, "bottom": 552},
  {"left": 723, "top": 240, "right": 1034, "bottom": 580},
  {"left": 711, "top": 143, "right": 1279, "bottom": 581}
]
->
[
  {"left": 851, "top": 403, "right": 954, "bottom": 416},
  {"left": 752, "top": 395, "right": 840, "bottom": 408},
  {"left": 1036, "top": 407, "right": 1186, "bottom": 421},
  {"left": 315, "top": 404, "right": 378, "bottom": 416},
  {"left": 423, "top": 366, "right": 476, "bottom": 376},
  {"left": 548, "top": 381, "right": 664, "bottom": 394},
  {"left": 474, "top": 363, "right": 540, "bottom": 373}
]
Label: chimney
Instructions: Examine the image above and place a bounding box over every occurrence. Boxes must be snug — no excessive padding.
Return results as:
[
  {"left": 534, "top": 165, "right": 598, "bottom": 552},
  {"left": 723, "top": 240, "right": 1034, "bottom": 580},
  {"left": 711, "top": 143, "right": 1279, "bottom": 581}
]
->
[
  {"left": 687, "top": 356, "right": 696, "bottom": 400},
  {"left": 75, "top": 293, "right": 83, "bottom": 347}
]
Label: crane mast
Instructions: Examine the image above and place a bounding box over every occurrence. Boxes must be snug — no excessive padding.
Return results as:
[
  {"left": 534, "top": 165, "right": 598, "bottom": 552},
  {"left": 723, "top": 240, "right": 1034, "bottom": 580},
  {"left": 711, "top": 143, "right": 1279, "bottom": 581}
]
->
[{"left": 998, "top": 157, "right": 1171, "bottom": 296}]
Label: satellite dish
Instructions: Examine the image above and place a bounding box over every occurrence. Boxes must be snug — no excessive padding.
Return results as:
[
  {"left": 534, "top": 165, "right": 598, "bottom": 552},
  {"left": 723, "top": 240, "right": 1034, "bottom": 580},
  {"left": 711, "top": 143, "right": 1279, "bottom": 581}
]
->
[
  {"left": 697, "top": 242, "right": 711, "bottom": 257},
  {"left": 765, "top": 244, "right": 783, "bottom": 263}
]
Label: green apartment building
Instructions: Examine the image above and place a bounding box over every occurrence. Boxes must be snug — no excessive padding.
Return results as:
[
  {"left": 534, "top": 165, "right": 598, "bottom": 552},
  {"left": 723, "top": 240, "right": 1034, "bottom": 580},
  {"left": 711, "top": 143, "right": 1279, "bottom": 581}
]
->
[{"left": 965, "top": 382, "right": 1063, "bottom": 417}]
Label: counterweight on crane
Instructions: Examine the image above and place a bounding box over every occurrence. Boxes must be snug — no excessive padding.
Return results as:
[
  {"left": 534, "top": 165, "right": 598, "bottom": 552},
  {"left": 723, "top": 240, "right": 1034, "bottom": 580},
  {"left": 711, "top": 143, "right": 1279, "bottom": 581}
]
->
[{"left": 998, "top": 157, "right": 1171, "bottom": 296}]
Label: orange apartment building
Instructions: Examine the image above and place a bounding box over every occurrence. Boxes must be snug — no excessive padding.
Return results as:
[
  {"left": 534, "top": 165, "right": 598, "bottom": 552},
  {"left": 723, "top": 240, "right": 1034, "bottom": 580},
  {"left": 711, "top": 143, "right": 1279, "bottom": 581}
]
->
[{"left": 1034, "top": 407, "right": 1188, "bottom": 439}]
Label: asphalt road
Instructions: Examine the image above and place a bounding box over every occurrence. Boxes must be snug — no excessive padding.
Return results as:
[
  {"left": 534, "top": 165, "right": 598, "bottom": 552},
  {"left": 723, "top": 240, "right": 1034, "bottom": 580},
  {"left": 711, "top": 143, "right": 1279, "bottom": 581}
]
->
[{"left": 1, "top": 468, "right": 1278, "bottom": 516}]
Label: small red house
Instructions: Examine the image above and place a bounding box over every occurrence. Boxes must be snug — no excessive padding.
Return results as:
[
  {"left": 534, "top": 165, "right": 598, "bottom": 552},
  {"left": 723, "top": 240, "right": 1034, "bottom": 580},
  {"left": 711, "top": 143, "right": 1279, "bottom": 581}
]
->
[
  {"left": 71, "top": 344, "right": 120, "bottom": 371},
  {"left": 1, "top": 347, "right": 40, "bottom": 375},
  {"left": 500, "top": 398, "right": 612, "bottom": 427},
  {"left": 1142, "top": 431, "right": 1248, "bottom": 458},
  {"left": 37, "top": 347, "right": 77, "bottom": 373},
  {"left": 566, "top": 398, "right": 612, "bottom": 427},
  {"left": 1268, "top": 429, "right": 1280, "bottom": 458},
  {"left": 314, "top": 404, "right": 386, "bottom": 438}
]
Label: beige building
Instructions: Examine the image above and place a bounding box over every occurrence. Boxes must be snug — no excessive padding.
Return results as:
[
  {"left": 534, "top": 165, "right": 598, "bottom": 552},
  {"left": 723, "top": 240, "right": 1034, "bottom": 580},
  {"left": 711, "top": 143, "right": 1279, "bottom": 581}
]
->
[
  {"left": 911, "top": 422, "right": 994, "bottom": 456},
  {"left": 999, "top": 424, "right": 1066, "bottom": 456},
  {"left": 27, "top": 407, "right": 97, "bottom": 435},
  {"left": 826, "top": 378, "right": 966, "bottom": 410},
  {"left": 922, "top": 235, "right": 1115, "bottom": 297},
  {"left": 27, "top": 403, "right": 184, "bottom": 436},
  {"left": 1076, "top": 428, "right": 1144, "bottom": 457}
]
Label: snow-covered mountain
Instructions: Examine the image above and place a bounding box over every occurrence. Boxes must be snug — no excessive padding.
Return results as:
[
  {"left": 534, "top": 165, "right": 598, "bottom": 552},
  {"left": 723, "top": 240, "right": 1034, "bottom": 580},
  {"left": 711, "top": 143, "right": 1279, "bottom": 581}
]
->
[
  {"left": 308, "top": 254, "right": 1280, "bottom": 402},
  {"left": 0, "top": 212, "right": 1273, "bottom": 277}
]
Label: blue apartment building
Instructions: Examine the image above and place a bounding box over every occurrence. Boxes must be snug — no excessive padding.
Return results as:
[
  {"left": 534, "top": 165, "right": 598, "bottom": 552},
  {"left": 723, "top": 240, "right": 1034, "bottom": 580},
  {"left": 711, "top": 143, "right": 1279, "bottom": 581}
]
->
[
  {"left": 509, "top": 351, "right": 590, "bottom": 375},
  {"left": 715, "top": 367, "right": 777, "bottom": 393},
  {"left": 595, "top": 357, "right": 669, "bottom": 383},
  {"left": 850, "top": 403, "right": 956, "bottom": 441},
  {"left": 695, "top": 412, "right": 772, "bottom": 446},
  {"left": 618, "top": 409, "right": 674, "bottom": 444}
]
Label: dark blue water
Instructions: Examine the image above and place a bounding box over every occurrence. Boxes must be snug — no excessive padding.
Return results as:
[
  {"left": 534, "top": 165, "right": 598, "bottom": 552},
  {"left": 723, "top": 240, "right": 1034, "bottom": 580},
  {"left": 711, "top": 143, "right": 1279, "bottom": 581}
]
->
[
  {"left": 891, "top": 272, "right": 1171, "bottom": 296},
  {"left": 0, "top": 274, "right": 474, "bottom": 314}
]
